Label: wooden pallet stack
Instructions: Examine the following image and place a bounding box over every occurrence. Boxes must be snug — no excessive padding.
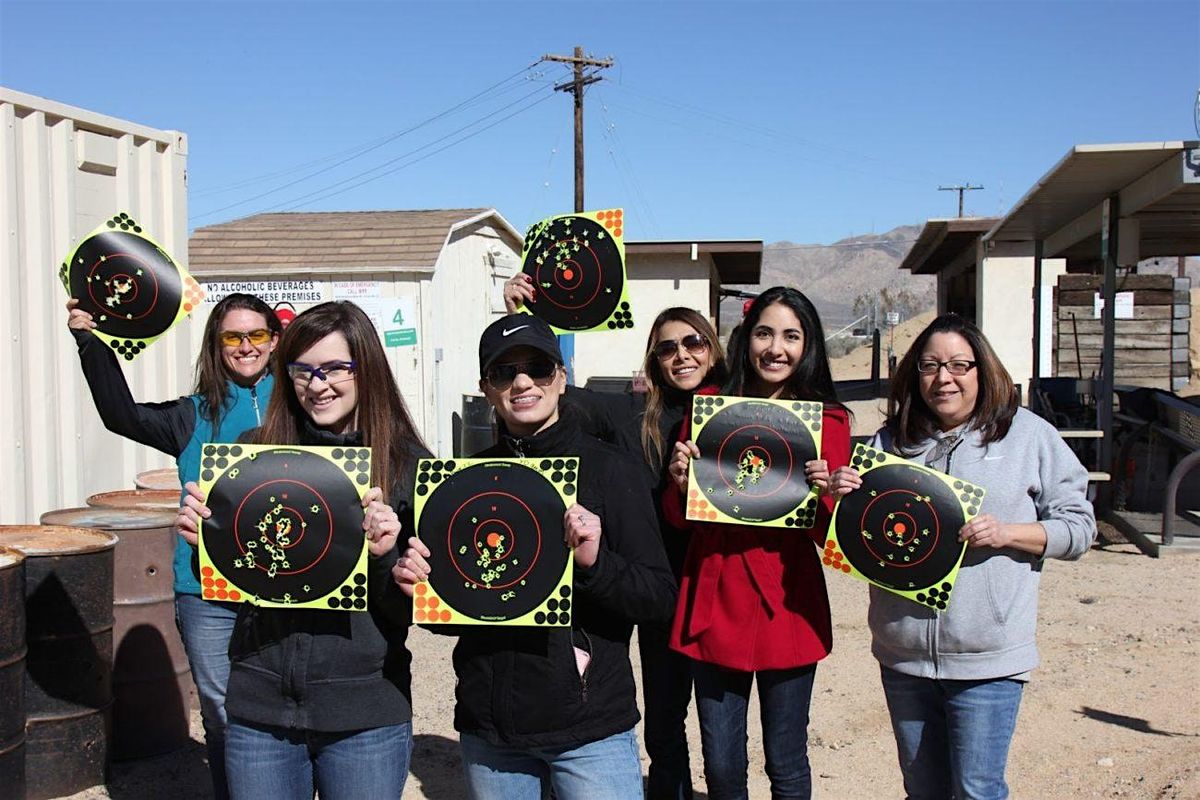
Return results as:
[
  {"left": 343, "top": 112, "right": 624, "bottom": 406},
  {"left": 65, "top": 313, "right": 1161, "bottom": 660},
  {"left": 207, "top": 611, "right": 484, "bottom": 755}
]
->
[{"left": 1054, "top": 273, "right": 1192, "bottom": 391}]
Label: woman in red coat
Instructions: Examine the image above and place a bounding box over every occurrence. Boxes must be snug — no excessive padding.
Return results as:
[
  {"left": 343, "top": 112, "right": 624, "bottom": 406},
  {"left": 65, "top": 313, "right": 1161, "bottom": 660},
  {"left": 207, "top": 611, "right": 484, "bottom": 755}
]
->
[{"left": 666, "top": 286, "right": 850, "bottom": 800}]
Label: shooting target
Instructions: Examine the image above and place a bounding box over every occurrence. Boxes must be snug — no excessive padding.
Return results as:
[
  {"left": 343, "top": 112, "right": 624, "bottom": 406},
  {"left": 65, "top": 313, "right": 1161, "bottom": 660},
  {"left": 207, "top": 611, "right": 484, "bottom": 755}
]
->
[
  {"left": 519, "top": 208, "right": 631, "bottom": 333},
  {"left": 59, "top": 213, "right": 204, "bottom": 361},
  {"left": 825, "top": 443, "right": 984, "bottom": 610},
  {"left": 686, "top": 396, "right": 824, "bottom": 528},
  {"left": 414, "top": 458, "right": 574, "bottom": 626},
  {"left": 198, "top": 444, "right": 371, "bottom": 610}
]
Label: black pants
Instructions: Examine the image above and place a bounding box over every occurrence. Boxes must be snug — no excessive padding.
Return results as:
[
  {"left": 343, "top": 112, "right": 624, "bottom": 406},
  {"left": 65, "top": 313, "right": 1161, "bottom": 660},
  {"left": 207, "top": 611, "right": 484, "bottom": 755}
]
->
[{"left": 638, "top": 621, "right": 695, "bottom": 800}]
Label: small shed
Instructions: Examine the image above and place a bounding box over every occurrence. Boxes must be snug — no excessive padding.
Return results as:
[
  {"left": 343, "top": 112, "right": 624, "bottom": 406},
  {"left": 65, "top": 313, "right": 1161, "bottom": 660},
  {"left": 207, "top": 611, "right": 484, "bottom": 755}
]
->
[{"left": 188, "top": 209, "right": 524, "bottom": 455}]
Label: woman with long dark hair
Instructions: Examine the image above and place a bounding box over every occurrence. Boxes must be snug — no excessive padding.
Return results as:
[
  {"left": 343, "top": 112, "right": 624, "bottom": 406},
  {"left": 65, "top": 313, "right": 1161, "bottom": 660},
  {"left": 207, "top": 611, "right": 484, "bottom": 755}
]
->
[
  {"left": 68, "top": 292, "right": 280, "bottom": 798},
  {"left": 177, "top": 301, "right": 429, "bottom": 798},
  {"left": 830, "top": 313, "right": 1094, "bottom": 799},
  {"left": 665, "top": 286, "right": 851, "bottom": 800}
]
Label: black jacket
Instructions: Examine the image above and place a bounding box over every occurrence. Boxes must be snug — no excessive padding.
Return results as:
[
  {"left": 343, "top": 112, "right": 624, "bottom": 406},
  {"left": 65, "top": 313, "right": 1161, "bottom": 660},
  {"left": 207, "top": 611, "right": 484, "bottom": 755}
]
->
[
  {"left": 224, "top": 421, "right": 430, "bottom": 732},
  {"left": 450, "top": 409, "right": 677, "bottom": 748}
]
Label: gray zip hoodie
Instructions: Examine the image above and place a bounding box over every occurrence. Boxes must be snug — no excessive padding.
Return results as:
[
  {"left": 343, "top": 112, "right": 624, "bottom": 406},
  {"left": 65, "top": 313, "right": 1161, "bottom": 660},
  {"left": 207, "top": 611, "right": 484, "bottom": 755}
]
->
[{"left": 867, "top": 408, "right": 1096, "bottom": 681}]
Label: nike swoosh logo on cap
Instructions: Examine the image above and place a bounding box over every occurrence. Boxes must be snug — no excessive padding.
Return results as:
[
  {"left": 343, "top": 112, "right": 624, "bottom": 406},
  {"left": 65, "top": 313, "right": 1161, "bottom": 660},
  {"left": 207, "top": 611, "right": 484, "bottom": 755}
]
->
[{"left": 501, "top": 326, "right": 529, "bottom": 337}]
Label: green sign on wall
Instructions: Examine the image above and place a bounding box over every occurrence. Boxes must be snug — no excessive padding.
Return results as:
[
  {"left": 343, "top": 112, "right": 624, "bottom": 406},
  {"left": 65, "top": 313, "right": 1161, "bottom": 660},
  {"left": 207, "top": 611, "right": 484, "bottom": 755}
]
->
[{"left": 385, "top": 328, "right": 418, "bottom": 347}]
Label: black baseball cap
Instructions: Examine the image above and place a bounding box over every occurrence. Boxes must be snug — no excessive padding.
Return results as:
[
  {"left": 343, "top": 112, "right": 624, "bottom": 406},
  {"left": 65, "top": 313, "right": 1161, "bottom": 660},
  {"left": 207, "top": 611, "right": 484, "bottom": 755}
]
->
[{"left": 478, "top": 314, "right": 563, "bottom": 375}]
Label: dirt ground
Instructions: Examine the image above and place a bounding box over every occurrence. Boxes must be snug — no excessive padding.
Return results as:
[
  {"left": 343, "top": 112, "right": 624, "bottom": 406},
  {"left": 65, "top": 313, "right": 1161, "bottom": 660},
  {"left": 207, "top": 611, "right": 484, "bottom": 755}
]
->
[{"left": 67, "top": 522, "right": 1199, "bottom": 800}]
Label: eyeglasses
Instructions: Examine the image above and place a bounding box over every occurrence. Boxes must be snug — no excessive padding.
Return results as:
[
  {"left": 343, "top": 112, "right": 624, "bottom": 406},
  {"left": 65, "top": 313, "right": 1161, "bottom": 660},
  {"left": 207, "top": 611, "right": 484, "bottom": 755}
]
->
[
  {"left": 917, "top": 359, "right": 977, "bottom": 376},
  {"left": 652, "top": 334, "right": 709, "bottom": 361},
  {"left": 287, "top": 360, "right": 357, "bottom": 385},
  {"left": 220, "top": 329, "right": 273, "bottom": 347},
  {"left": 484, "top": 357, "right": 559, "bottom": 390}
]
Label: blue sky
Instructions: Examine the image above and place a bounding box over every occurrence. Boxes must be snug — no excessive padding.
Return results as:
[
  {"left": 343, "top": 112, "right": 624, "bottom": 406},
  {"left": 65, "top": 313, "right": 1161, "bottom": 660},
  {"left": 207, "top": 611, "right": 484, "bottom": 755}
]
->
[{"left": 2, "top": 0, "right": 1197, "bottom": 244}]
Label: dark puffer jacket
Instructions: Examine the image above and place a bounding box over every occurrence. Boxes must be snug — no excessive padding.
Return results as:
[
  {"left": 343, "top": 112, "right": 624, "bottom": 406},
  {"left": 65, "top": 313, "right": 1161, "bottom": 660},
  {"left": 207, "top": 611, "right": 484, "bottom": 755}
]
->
[
  {"left": 450, "top": 408, "right": 677, "bottom": 748},
  {"left": 224, "top": 421, "right": 430, "bottom": 732}
]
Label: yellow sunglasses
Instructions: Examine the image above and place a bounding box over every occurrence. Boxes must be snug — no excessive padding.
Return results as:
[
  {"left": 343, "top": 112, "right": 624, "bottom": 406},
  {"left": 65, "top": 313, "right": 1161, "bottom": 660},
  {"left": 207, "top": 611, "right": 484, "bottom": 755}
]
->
[{"left": 219, "top": 329, "right": 273, "bottom": 347}]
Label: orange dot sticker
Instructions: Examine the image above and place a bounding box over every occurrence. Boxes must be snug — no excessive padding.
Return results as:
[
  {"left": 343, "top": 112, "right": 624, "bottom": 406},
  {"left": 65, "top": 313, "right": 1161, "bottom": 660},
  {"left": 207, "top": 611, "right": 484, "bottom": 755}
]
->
[
  {"left": 486, "top": 533, "right": 502, "bottom": 548},
  {"left": 841, "top": 564, "right": 852, "bottom": 573},
  {"left": 202, "top": 577, "right": 215, "bottom": 588},
  {"left": 203, "top": 588, "right": 215, "bottom": 599},
  {"left": 823, "top": 557, "right": 832, "bottom": 566},
  {"left": 415, "top": 609, "right": 427, "bottom": 622},
  {"left": 201, "top": 566, "right": 214, "bottom": 577},
  {"left": 228, "top": 591, "right": 241, "bottom": 601},
  {"left": 894, "top": 522, "right": 907, "bottom": 535},
  {"left": 216, "top": 589, "right": 228, "bottom": 600},
  {"left": 414, "top": 583, "right": 427, "bottom": 596},
  {"left": 428, "top": 596, "right": 440, "bottom": 609},
  {"left": 215, "top": 578, "right": 228, "bottom": 589},
  {"left": 415, "top": 596, "right": 427, "bottom": 609},
  {"left": 439, "top": 610, "right": 452, "bottom": 622}
]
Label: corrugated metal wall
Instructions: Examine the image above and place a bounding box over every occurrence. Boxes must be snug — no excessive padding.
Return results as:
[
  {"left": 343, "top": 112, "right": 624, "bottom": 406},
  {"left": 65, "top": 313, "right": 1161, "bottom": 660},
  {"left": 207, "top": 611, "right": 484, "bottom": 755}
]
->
[{"left": 0, "top": 87, "right": 192, "bottom": 524}]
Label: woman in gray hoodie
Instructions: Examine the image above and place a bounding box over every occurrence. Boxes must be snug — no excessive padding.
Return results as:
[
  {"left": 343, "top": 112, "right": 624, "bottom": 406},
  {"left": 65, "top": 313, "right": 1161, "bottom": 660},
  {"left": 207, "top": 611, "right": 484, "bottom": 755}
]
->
[{"left": 830, "top": 313, "right": 1095, "bottom": 800}]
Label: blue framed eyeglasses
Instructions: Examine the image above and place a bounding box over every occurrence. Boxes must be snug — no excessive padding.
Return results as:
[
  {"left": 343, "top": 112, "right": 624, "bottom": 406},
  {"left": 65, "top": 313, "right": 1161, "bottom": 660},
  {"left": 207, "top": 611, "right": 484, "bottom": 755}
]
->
[{"left": 286, "top": 360, "right": 357, "bottom": 385}]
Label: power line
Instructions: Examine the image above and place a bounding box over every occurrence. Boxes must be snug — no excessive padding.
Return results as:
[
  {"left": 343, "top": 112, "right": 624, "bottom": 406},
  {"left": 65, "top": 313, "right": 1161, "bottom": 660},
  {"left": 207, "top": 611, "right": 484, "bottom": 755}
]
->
[
  {"left": 190, "top": 63, "right": 543, "bottom": 217},
  {"left": 938, "top": 183, "right": 984, "bottom": 217},
  {"left": 192, "top": 84, "right": 554, "bottom": 222},
  {"left": 269, "top": 92, "right": 557, "bottom": 214}
]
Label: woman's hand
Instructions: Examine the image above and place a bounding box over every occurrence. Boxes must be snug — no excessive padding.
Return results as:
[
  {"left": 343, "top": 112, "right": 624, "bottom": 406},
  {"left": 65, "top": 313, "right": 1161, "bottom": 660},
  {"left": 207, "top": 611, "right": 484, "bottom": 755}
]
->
[
  {"left": 175, "top": 481, "right": 210, "bottom": 547},
  {"left": 502, "top": 273, "right": 536, "bottom": 314},
  {"left": 805, "top": 459, "right": 830, "bottom": 494},
  {"left": 668, "top": 440, "right": 701, "bottom": 494},
  {"left": 828, "top": 466, "right": 863, "bottom": 498},
  {"left": 391, "top": 537, "right": 432, "bottom": 597},
  {"left": 66, "top": 298, "right": 96, "bottom": 331},
  {"left": 563, "top": 503, "right": 602, "bottom": 569},
  {"left": 959, "top": 514, "right": 1017, "bottom": 549},
  {"left": 362, "top": 487, "right": 401, "bottom": 557}
]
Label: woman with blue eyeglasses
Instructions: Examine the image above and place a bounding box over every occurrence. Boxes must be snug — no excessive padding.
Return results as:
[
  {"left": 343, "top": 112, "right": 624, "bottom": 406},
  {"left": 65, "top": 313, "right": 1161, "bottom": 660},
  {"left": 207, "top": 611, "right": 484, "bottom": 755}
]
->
[
  {"left": 68, "top": 292, "right": 280, "bottom": 799},
  {"left": 830, "top": 314, "right": 1095, "bottom": 800},
  {"left": 178, "top": 301, "right": 430, "bottom": 799}
]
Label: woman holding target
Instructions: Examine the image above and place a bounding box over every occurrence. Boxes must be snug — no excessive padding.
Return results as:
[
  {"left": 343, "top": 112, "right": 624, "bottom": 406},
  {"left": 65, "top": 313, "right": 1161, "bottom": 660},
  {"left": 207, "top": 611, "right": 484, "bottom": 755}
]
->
[
  {"left": 177, "top": 302, "right": 430, "bottom": 798},
  {"left": 665, "top": 286, "right": 850, "bottom": 800},
  {"left": 394, "top": 313, "right": 677, "bottom": 800},
  {"left": 68, "top": 291, "right": 280, "bottom": 799},
  {"left": 507, "top": 273, "right": 727, "bottom": 799},
  {"left": 828, "top": 314, "right": 1094, "bottom": 800}
]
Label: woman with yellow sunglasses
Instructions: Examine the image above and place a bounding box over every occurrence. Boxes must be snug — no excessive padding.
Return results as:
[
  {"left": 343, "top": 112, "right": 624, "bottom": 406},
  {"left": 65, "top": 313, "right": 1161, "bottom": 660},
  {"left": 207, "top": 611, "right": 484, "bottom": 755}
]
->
[{"left": 67, "top": 291, "right": 281, "bottom": 800}]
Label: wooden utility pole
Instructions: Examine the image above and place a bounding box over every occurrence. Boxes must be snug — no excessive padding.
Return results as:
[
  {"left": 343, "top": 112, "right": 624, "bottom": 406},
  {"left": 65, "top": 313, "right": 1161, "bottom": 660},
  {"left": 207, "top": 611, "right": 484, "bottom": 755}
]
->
[
  {"left": 938, "top": 183, "right": 984, "bottom": 217},
  {"left": 541, "top": 46, "right": 613, "bottom": 212}
]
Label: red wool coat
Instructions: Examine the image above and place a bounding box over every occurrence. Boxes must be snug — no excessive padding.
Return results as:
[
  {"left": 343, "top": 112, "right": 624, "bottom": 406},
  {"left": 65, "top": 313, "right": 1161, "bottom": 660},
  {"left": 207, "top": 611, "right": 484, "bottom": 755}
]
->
[{"left": 664, "top": 392, "right": 851, "bottom": 672}]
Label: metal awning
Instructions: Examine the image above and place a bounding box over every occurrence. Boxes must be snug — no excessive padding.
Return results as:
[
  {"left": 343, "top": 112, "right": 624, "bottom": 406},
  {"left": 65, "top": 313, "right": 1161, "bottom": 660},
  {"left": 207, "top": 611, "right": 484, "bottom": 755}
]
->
[
  {"left": 899, "top": 217, "right": 999, "bottom": 274},
  {"left": 983, "top": 141, "right": 1200, "bottom": 263}
]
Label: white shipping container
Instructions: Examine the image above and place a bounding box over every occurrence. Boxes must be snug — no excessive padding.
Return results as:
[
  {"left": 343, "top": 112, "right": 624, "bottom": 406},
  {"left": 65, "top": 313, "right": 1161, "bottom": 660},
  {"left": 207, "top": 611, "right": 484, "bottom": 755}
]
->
[{"left": 0, "top": 86, "right": 193, "bottom": 523}]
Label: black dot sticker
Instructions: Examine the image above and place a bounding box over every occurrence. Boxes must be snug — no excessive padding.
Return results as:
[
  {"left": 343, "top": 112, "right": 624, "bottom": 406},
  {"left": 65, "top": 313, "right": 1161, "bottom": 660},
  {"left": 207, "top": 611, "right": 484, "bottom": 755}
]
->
[
  {"left": 534, "top": 612, "right": 546, "bottom": 624},
  {"left": 560, "top": 585, "right": 571, "bottom": 598}
]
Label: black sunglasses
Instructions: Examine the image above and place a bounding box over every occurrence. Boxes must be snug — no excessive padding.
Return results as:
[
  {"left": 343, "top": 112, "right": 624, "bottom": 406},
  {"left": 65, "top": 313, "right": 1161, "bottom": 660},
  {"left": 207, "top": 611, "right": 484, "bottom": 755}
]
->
[
  {"left": 484, "top": 357, "right": 559, "bottom": 390},
  {"left": 652, "top": 333, "right": 709, "bottom": 361}
]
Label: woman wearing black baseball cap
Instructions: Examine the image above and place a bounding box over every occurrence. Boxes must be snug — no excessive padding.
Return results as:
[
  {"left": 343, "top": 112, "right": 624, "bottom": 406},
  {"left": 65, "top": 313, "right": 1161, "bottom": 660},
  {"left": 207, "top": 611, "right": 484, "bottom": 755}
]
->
[{"left": 394, "top": 313, "right": 677, "bottom": 799}]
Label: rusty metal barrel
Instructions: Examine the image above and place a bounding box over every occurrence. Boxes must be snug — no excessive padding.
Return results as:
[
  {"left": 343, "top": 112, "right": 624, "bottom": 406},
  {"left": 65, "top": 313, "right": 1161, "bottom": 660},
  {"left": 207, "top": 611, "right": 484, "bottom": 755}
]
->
[
  {"left": 88, "top": 488, "right": 181, "bottom": 513},
  {"left": 0, "top": 546, "right": 27, "bottom": 800},
  {"left": 0, "top": 526, "right": 115, "bottom": 800},
  {"left": 134, "top": 467, "right": 181, "bottom": 492},
  {"left": 40, "top": 506, "right": 192, "bottom": 760}
]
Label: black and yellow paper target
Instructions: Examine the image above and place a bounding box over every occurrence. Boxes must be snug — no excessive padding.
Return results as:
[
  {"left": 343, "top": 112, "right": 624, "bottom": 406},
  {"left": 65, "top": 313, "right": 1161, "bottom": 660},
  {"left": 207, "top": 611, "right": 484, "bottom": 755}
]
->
[
  {"left": 198, "top": 444, "right": 371, "bottom": 611},
  {"left": 58, "top": 212, "right": 205, "bottom": 361},
  {"left": 520, "top": 208, "right": 631, "bottom": 333},
  {"left": 686, "top": 396, "right": 824, "bottom": 529},
  {"left": 824, "top": 443, "right": 985, "bottom": 611},
  {"left": 414, "top": 458, "right": 575, "bottom": 626}
]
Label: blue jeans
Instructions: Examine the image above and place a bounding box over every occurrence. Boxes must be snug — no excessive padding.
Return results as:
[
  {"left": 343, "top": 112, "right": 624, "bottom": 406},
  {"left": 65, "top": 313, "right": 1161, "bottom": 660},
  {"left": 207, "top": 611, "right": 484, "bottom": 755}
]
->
[
  {"left": 460, "top": 728, "right": 643, "bottom": 800},
  {"left": 880, "top": 666, "right": 1024, "bottom": 800},
  {"left": 225, "top": 718, "right": 412, "bottom": 799},
  {"left": 638, "top": 623, "right": 694, "bottom": 799},
  {"left": 175, "top": 592, "right": 239, "bottom": 800},
  {"left": 692, "top": 661, "right": 817, "bottom": 800}
]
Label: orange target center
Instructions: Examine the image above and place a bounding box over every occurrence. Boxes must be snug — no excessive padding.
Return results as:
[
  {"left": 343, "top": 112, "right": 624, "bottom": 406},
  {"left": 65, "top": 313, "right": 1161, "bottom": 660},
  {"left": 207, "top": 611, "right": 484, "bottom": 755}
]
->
[
  {"left": 562, "top": 268, "right": 574, "bottom": 280},
  {"left": 486, "top": 532, "right": 502, "bottom": 548},
  {"left": 893, "top": 522, "right": 907, "bottom": 535}
]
